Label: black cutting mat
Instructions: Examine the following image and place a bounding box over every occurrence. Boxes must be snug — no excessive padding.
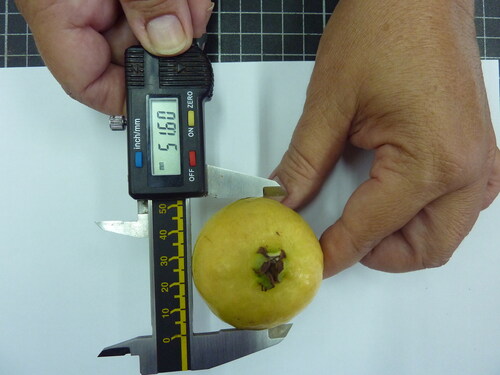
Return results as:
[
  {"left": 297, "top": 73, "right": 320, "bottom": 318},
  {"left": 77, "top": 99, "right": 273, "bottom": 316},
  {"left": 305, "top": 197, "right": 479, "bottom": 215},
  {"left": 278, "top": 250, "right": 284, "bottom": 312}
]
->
[{"left": 1, "top": 0, "right": 499, "bottom": 67}]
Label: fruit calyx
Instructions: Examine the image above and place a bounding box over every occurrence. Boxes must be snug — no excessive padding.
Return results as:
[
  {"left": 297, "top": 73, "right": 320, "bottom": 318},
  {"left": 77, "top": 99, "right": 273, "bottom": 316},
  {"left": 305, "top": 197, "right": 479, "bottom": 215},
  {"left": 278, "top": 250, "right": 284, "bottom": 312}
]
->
[{"left": 254, "top": 247, "right": 286, "bottom": 291}]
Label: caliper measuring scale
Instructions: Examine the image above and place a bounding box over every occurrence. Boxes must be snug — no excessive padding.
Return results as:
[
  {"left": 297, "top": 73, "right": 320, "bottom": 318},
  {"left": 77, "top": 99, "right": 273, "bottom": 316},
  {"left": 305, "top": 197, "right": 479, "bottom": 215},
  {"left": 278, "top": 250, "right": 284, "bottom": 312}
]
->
[{"left": 97, "top": 40, "right": 291, "bottom": 374}]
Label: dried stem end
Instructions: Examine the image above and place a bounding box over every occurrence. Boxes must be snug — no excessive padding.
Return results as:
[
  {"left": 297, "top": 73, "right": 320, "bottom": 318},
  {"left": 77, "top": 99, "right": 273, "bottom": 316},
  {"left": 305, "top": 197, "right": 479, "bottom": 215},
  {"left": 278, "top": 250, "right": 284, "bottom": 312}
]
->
[{"left": 254, "top": 247, "right": 287, "bottom": 291}]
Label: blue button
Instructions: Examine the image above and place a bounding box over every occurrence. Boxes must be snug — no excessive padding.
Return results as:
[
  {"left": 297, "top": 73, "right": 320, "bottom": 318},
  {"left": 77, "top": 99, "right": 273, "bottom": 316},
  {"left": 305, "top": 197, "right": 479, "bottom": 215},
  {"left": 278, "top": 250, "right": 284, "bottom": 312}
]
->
[{"left": 135, "top": 151, "right": 143, "bottom": 168}]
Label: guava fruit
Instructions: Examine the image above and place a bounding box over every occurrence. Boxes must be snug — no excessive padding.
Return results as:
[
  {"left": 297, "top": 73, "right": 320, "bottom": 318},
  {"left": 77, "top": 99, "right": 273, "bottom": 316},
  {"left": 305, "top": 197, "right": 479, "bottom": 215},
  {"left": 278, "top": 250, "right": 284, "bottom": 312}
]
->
[{"left": 192, "top": 197, "right": 323, "bottom": 329}]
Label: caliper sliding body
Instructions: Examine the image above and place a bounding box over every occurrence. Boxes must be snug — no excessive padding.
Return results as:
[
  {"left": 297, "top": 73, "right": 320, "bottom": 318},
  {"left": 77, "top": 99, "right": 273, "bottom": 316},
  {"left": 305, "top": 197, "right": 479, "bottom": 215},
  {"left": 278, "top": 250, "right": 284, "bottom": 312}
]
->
[{"left": 97, "top": 40, "right": 290, "bottom": 374}]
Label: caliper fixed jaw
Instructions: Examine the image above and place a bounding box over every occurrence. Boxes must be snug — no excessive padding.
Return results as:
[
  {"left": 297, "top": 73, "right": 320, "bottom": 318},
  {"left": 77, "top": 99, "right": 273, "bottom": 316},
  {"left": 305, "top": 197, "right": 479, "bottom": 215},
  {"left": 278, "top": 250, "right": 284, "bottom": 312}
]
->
[{"left": 99, "top": 336, "right": 157, "bottom": 375}]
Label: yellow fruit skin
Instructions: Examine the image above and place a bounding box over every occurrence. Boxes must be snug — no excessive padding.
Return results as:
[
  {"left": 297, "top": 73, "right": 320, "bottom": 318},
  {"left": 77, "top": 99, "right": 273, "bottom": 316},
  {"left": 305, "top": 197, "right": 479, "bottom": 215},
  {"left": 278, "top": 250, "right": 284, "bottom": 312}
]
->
[{"left": 192, "top": 197, "right": 323, "bottom": 329}]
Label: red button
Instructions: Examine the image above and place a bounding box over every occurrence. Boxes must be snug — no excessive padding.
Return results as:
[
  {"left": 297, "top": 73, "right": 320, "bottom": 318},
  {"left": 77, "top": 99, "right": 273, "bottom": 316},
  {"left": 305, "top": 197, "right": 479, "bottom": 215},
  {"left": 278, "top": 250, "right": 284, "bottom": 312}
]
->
[{"left": 189, "top": 150, "right": 197, "bottom": 167}]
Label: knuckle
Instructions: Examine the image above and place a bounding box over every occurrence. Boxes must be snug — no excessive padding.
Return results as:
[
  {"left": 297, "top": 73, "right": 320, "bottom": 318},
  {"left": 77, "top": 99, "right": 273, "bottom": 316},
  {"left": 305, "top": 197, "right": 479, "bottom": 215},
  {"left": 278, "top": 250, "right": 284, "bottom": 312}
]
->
[
  {"left": 337, "top": 218, "right": 374, "bottom": 258},
  {"left": 433, "top": 120, "right": 497, "bottom": 186},
  {"left": 408, "top": 131, "right": 491, "bottom": 194},
  {"left": 426, "top": 151, "right": 464, "bottom": 190},
  {"left": 121, "top": 0, "right": 176, "bottom": 19},
  {"left": 28, "top": 1, "right": 60, "bottom": 29},
  {"left": 419, "top": 218, "right": 465, "bottom": 270},
  {"left": 373, "top": 144, "right": 444, "bottom": 195},
  {"left": 61, "top": 84, "right": 76, "bottom": 99},
  {"left": 275, "top": 143, "right": 326, "bottom": 208},
  {"left": 382, "top": 115, "right": 496, "bottom": 196},
  {"left": 421, "top": 253, "right": 451, "bottom": 269},
  {"left": 282, "top": 143, "right": 323, "bottom": 184}
]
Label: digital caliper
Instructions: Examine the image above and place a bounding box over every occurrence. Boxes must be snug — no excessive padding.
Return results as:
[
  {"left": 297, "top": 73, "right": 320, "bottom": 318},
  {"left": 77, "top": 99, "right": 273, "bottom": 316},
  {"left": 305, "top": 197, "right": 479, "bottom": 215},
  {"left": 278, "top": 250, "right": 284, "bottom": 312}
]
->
[
  {"left": 97, "top": 38, "right": 290, "bottom": 374},
  {"left": 121, "top": 43, "right": 211, "bottom": 199}
]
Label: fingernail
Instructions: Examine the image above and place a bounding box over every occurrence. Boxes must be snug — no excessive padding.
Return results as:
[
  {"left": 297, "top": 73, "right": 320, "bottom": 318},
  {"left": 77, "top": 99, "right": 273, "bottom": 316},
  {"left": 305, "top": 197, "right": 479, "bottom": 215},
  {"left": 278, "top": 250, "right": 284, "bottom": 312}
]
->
[
  {"left": 272, "top": 175, "right": 285, "bottom": 189},
  {"left": 198, "top": 2, "right": 214, "bottom": 32},
  {"left": 146, "top": 14, "right": 188, "bottom": 55},
  {"left": 206, "top": 2, "right": 215, "bottom": 23}
]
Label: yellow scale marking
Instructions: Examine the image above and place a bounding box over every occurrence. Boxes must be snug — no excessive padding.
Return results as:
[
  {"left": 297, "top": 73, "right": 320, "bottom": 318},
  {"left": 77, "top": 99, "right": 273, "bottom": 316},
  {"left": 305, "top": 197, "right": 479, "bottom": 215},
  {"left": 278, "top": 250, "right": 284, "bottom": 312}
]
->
[{"left": 167, "top": 200, "right": 188, "bottom": 370}]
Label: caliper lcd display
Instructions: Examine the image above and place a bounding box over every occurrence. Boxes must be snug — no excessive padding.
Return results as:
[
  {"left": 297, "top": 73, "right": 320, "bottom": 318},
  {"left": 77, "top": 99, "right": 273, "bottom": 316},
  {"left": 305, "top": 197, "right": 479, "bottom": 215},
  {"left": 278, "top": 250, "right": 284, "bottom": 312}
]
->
[{"left": 149, "top": 97, "right": 181, "bottom": 176}]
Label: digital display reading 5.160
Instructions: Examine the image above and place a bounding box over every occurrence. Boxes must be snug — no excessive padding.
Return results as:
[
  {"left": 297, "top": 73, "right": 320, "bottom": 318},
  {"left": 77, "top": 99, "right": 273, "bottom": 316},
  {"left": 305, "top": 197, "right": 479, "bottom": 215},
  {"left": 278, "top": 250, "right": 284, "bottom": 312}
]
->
[{"left": 149, "top": 98, "right": 181, "bottom": 176}]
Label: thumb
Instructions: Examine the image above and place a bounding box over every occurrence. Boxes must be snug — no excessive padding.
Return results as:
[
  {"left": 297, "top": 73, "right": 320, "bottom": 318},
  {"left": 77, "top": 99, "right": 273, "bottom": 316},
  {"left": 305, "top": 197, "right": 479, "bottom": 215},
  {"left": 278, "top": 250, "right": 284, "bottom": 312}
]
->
[
  {"left": 120, "top": 0, "right": 213, "bottom": 56},
  {"left": 271, "top": 74, "right": 356, "bottom": 210}
]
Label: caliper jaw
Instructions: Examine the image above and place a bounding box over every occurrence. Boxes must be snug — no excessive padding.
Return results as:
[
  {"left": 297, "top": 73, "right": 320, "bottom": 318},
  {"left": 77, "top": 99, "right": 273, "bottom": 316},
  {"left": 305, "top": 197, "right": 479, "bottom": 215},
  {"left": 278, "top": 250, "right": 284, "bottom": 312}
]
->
[
  {"left": 189, "top": 325, "right": 292, "bottom": 370},
  {"left": 96, "top": 166, "right": 289, "bottom": 373},
  {"left": 98, "top": 326, "right": 292, "bottom": 374},
  {"left": 96, "top": 200, "right": 149, "bottom": 238},
  {"left": 99, "top": 336, "right": 157, "bottom": 375}
]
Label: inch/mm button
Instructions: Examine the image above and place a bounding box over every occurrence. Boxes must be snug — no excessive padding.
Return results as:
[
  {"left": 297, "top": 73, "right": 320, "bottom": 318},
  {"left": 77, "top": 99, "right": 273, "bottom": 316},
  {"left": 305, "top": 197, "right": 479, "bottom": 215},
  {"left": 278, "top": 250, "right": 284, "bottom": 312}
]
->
[{"left": 135, "top": 151, "right": 143, "bottom": 167}]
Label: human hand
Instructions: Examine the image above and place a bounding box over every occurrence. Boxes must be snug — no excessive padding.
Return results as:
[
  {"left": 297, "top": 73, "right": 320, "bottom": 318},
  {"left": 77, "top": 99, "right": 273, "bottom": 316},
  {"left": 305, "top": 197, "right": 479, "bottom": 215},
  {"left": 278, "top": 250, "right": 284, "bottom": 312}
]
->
[
  {"left": 15, "top": 0, "right": 214, "bottom": 114},
  {"left": 271, "top": 0, "right": 500, "bottom": 277}
]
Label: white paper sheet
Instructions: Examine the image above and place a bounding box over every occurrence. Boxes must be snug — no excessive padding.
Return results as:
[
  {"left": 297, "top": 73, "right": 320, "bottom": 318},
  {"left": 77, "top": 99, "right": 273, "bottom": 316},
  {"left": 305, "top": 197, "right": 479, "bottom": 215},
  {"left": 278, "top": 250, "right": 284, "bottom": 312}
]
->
[{"left": 0, "top": 60, "right": 499, "bottom": 375}]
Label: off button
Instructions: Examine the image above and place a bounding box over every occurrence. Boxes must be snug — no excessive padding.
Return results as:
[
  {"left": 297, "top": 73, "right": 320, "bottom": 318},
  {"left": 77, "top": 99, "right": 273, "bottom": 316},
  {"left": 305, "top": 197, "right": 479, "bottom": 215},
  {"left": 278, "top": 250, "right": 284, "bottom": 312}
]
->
[{"left": 189, "top": 151, "right": 197, "bottom": 167}]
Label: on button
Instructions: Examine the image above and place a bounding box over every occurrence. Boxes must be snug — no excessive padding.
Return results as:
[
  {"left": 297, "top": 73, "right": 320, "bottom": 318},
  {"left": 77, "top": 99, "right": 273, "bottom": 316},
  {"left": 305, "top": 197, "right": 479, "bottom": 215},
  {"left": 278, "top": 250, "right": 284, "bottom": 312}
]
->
[{"left": 188, "top": 110, "right": 195, "bottom": 126}]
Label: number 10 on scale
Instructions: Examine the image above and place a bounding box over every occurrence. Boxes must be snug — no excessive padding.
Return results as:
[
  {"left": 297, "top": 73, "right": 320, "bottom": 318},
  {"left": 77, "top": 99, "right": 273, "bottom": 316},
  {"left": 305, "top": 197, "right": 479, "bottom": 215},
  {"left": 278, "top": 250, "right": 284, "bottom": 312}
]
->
[{"left": 150, "top": 97, "right": 181, "bottom": 176}]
